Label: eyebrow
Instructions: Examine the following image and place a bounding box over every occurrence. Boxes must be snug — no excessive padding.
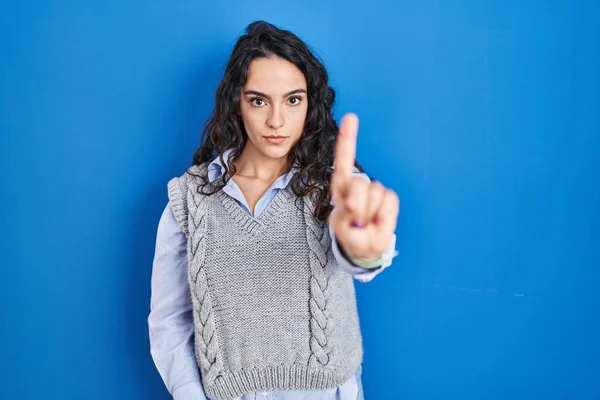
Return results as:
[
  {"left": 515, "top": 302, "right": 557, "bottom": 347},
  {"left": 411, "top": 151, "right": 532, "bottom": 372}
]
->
[{"left": 243, "top": 88, "right": 307, "bottom": 99}]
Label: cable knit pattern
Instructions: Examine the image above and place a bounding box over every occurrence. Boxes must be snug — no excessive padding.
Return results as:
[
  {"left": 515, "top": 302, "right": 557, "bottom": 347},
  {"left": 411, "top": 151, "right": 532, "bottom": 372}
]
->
[
  {"left": 187, "top": 173, "right": 209, "bottom": 283},
  {"left": 304, "top": 194, "right": 334, "bottom": 368},
  {"left": 169, "top": 165, "right": 223, "bottom": 388},
  {"left": 192, "top": 268, "right": 221, "bottom": 384},
  {"left": 167, "top": 163, "right": 364, "bottom": 400}
]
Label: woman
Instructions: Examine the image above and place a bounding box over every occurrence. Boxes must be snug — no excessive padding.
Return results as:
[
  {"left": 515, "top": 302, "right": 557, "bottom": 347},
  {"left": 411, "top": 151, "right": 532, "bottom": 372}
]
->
[{"left": 148, "top": 20, "right": 400, "bottom": 400}]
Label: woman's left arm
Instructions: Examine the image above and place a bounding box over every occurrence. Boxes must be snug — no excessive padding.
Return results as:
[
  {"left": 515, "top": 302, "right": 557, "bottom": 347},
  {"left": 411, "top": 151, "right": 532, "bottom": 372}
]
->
[
  {"left": 329, "top": 223, "right": 397, "bottom": 282},
  {"left": 328, "top": 113, "right": 400, "bottom": 278},
  {"left": 328, "top": 168, "right": 398, "bottom": 282}
]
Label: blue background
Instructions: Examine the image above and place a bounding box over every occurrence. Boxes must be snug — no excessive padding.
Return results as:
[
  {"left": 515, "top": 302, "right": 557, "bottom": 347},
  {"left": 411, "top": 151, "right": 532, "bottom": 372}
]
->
[{"left": 1, "top": 1, "right": 598, "bottom": 399}]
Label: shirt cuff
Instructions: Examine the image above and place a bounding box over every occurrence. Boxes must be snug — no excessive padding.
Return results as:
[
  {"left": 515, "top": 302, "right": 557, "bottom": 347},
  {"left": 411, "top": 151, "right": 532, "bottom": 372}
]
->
[
  {"left": 334, "top": 236, "right": 383, "bottom": 269},
  {"left": 172, "top": 380, "right": 208, "bottom": 400},
  {"left": 330, "top": 225, "right": 397, "bottom": 283}
]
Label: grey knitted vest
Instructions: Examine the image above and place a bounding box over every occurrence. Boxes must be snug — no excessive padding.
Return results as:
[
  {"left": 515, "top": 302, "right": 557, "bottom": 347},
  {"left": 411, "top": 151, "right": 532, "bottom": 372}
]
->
[{"left": 167, "top": 163, "right": 364, "bottom": 400}]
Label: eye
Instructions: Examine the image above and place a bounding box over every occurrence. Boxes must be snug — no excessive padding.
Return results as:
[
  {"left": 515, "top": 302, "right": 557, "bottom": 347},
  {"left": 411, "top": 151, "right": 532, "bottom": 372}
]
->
[
  {"left": 250, "top": 97, "right": 265, "bottom": 107},
  {"left": 288, "top": 96, "right": 303, "bottom": 105}
]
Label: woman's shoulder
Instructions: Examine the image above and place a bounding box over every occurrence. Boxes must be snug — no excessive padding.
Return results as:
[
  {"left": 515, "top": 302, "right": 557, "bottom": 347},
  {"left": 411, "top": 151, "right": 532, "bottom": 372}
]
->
[
  {"left": 168, "top": 161, "right": 217, "bottom": 202},
  {"left": 183, "top": 161, "right": 211, "bottom": 179}
]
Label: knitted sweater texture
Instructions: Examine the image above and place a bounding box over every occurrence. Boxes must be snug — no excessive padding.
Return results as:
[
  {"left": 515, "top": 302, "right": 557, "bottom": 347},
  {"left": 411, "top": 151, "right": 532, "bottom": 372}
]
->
[{"left": 167, "top": 163, "right": 364, "bottom": 400}]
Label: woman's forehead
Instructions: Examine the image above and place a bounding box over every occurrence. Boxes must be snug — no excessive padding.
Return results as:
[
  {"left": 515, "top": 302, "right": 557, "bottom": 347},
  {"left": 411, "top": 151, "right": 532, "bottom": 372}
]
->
[{"left": 244, "top": 57, "right": 307, "bottom": 93}]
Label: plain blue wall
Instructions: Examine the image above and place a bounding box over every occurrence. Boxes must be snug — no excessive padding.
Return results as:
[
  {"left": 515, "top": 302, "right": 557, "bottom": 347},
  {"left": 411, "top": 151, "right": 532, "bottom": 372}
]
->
[{"left": 1, "top": 1, "right": 598, "bottom": 399}]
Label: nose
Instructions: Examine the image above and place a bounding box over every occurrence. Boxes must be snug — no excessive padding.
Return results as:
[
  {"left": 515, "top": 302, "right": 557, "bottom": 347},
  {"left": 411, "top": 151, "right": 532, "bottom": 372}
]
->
[{"left": 266, "top": 104, "right": 285, "bottom": 130}]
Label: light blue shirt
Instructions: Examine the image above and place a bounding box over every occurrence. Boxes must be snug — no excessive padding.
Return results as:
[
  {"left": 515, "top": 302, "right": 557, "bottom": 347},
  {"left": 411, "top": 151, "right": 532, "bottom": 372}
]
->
[{"left": 148, "top": 149, "right": 396, "bottom": 399}]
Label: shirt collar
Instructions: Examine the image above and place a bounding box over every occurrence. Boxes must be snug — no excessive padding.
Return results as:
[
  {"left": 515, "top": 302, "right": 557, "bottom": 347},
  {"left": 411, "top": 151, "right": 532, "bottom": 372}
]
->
[{"left": 207, "top": 147, "right": 301, "bottom": 189}]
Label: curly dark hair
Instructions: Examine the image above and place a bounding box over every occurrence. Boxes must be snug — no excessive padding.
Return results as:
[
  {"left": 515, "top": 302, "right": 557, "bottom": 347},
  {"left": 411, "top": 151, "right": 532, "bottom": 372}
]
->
[{"left": 188, "top": 20, "right": 364, "bottom": 222}]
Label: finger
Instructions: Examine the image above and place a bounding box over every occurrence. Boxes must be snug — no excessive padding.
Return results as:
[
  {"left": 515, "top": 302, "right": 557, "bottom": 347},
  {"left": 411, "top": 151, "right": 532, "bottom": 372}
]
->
[
  {"left": 328, "top": 199, "right": 352, "bottom": 235},
  {"left": 331, "top": 172, "right": 346, "bottom": 207},
  {"left": 366, "top": 181, "right": 386, "bottom": 224},
  {"left": 374, "top": 190, "right": 400, "bottom": 238},
  {"left": 332, "top": 113, "right": 359, "bottom": 198},
  {"left": 345, "top": 177, "right": 370, "bottom": 226}
]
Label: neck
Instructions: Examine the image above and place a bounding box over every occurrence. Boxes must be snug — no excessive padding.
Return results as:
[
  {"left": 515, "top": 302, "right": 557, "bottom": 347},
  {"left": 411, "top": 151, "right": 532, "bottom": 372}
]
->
[{"left": 234, "top": 142, "right": 291, "bottom": 181}]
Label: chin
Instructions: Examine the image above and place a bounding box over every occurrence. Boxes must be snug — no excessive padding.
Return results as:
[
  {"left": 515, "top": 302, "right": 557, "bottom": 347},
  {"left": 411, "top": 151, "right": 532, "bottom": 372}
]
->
[{"left": 261, "top": 146, "right": 290, "bottom": 159}]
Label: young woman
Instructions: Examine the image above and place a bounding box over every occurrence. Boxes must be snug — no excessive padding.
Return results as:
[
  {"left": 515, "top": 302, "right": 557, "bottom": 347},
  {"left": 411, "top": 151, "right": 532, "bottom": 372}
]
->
[{"left": 148, "top": 21, "right": 399, "bottom": 400}]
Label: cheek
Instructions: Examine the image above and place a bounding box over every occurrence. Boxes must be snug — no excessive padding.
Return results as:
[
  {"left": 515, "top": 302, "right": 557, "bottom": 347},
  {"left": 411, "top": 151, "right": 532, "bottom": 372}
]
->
[
  {"left": 291, "top": 107, "right": 308, "bottom": 132},
  {"left": 240, "top": 107, "right": 261, "bottom": 133}
]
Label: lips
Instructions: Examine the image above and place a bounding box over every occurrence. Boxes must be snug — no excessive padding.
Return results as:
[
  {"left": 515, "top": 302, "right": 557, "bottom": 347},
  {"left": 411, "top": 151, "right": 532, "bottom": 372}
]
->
[{"left": 264, "top": 136, "right": 288, "bottom": 144}]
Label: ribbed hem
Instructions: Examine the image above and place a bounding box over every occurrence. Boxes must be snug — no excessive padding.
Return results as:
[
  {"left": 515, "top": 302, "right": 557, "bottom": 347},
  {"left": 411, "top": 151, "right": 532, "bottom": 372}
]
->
[
  {"left": 205, "top": 353, "right": 362, "bottom": 400},
  {"left": 172, "top": 380, "right": 208, "bottom": 400}
]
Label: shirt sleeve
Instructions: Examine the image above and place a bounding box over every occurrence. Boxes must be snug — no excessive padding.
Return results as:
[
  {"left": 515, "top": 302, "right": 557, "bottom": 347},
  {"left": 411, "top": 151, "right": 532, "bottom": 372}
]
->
[{"left": 148, "top": 202, "right": 208, "bottom": 400}]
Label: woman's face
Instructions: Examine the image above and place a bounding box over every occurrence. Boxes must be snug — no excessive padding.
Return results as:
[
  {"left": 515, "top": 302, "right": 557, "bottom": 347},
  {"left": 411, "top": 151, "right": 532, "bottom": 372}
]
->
[{"left": 239, "top": 56, "right": 308, "bottom": 162}]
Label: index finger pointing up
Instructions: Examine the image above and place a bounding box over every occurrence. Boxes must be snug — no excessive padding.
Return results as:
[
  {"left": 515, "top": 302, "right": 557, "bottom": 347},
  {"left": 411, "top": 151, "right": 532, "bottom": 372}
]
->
[{"left": 332, "top": 113, "right": 359, "bottom": 198}]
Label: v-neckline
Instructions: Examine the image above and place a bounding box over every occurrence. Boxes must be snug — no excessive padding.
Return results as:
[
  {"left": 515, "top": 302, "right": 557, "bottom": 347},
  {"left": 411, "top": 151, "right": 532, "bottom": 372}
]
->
[{"left": 217, "top": 186, "right": 294, "bottom": 234}]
